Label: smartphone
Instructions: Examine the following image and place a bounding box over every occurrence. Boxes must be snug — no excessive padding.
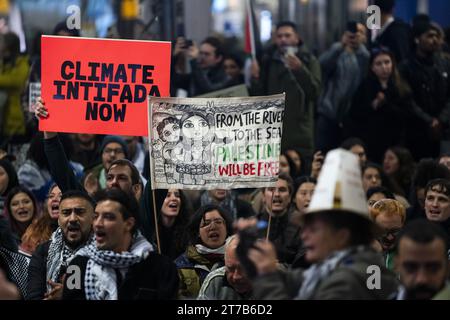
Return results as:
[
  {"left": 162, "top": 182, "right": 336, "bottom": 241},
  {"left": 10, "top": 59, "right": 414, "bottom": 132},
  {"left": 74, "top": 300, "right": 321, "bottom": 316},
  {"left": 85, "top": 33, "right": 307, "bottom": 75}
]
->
[
  {"left": 346, "top": 21, "right": 358, "bottom": 34},
  {"left": 183, "top": 39, "right": 193, "bottom": 49}
]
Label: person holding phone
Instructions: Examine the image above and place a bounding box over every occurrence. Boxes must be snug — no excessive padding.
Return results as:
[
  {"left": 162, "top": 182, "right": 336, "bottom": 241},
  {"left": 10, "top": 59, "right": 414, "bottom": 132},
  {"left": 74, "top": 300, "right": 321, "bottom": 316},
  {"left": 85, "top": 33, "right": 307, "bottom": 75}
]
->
[
  {"left": 172, "top": 36, "right": 233, "bottom": 96},
  {"left": 250, "top": 21, "right": 321, "bottom": 160},
  {"left": 317, "top": 22, "right": 370, "bottom": 153}
]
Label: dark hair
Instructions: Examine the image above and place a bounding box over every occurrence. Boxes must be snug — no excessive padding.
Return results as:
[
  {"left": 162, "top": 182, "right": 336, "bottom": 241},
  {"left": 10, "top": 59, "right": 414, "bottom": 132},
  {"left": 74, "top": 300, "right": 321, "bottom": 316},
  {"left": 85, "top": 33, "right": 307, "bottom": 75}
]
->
[
  {"left": 201, "top": 37, "right": 225, "bottom": 58},
  {"left": 425, "top": 179, "right": 450, "bottom": 198},
  {"left": 385, "top": 146, "right": 416, "bottom": 196},
  {"left": 267, "top": 173, "right": 294, "bottom": 196},
  {"left": 95, "top": 188, "right": 141, "bottom": 232},
  {"left": 179, "top": 111, "right": 214, "bottom": 144},
  {"left": 396, "top": 220, "right": 449, "bottom": 257},
  {"left": 3, "top": 32, "right": 21, "bottom": 59},
  {"left": 413, "top": 159, "right": 450, "bottom": 189},
  {"left": 305, "top": 211, "right": 375, "bottom": 246},
  {"left": 154, "top": 189, "right": 192, "bottom": 256},
  {"left": 366, "top": 186, "right": 395, "bottom": 200},
  {"left": 187, "top": 204, "right": 233, "bottom": 245},
  {"left": 4, "top": 186, "right": 39, "bottom": 238},
  {"left": 285, "top": 149, "right": 306, "bottom": 176},
  {"left": 107, "top": 159, "right": 141, "bottom": 185},
  {"left": 294, "top": 176, "right": 317, "bottom": 194},
  {"left": 53, "top": 21, "right": 80, "bottom": 36},
  {"left": 156, "top": 116, "right": 180, "bottom": 142},
  {"left": 280, "top": 152, "right": 297, "bottom": 180},
  {"left": 369, "top": 46, "right": 411, "bottom": 98},
  {"left": 0, "top": 159, "right": 19, "bottom": 197},
  {"left": 340, "top": 137, "right": 366, "bottom": 152},
  {"left": 276, "top": 21, "right": 298, "bottom": 34},
  {"left": 224, "top": 54, "right": 244, "bottom": 69},
  {"left": 60, "top": 190, "right": 96, "bottom": 209},
  {"left": 362, "top": 162, "right": 397, "bottom": 193},
  {"left": 374, "top": 0, "right": 396, "bottom": 14}
]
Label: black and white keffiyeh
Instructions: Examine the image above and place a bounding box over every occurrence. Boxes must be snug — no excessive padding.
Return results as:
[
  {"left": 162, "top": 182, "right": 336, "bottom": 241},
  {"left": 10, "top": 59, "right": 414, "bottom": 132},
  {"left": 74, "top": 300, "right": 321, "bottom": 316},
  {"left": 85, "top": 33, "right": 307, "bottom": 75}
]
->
[
  {"left": 0, "top": 246, "right": 30, "bottom": 298},
  {"left": 296, "top": 248, "right": 352, "bottom": 300},
  {"left": 46, "top": 228, "right": 93, "bottom": 292},
  {"left": 77, "top": 232, "right": 154, "bottom": 300}
]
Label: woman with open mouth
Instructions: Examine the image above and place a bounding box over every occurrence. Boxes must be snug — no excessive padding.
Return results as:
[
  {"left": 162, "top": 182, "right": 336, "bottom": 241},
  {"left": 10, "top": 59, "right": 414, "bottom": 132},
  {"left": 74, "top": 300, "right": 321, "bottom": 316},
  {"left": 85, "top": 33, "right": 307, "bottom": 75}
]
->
[
  {"left": 154, "top": 188, "right": 192, "bottom": 260},
  {"left": 21, "top": 184, "right": 62, "bottom": 255},
  {"left": 175, "top": 204, "right": 233, "bottom": 299},
  {"left": 3, "top": 186, "right": 40, "bottom": 242}
]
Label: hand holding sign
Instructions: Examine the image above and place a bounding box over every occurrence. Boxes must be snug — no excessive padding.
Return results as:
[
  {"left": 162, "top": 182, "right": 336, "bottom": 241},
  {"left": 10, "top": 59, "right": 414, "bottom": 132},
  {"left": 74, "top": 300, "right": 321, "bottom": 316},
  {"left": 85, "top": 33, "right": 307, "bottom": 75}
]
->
[
  {"left": 40, "top": 36, "right": 171, "bottom": 136},
  {"left": 34, "top": 97, "right": 48, "bottom": 119}
]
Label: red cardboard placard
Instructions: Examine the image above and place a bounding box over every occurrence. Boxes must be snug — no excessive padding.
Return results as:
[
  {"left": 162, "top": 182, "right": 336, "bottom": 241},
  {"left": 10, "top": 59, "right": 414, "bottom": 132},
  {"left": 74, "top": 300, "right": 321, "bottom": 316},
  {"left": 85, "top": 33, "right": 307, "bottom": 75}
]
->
[{"left": 40, "top": 36, "right": 171, "bottom": 136}]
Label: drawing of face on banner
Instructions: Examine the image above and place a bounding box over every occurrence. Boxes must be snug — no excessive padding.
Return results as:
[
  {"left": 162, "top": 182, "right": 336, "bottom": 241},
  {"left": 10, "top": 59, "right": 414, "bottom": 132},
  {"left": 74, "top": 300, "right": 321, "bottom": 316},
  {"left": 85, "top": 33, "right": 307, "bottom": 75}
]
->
[{"left": 148, "top": 94, "right": 286, "bottom": 190}]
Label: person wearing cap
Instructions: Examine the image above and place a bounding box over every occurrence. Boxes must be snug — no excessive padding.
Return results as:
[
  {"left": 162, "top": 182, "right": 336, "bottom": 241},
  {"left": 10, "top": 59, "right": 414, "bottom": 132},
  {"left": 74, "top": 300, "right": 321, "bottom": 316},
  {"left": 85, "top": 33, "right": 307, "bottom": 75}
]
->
[
  {"left": 399, "top": 18, "right": 450, "bottom": 160},
  {"left": 245, "top": 149, "right": 398, "bottom": 300},
  {"left": 370, "top": 199, "right": 406, "bottom": 270},
  {"left": 87, "top": 135, "right": 129, "bottom": 190},
  {"left": 394, "top": 220, "right": 450, "bottom": 300}
]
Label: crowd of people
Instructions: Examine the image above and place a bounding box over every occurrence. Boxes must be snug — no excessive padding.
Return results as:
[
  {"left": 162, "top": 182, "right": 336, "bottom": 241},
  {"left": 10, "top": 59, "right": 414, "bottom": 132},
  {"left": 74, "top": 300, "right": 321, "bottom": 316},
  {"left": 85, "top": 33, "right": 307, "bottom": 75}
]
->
[{"left": 1, "top": 0, "right": 450, "bottom": 300}]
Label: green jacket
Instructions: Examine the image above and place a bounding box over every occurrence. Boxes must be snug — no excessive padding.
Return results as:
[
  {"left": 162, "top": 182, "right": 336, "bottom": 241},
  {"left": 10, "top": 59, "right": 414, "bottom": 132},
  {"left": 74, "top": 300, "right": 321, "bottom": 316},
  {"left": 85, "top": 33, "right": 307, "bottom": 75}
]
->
[
  {"left": 175, "top": 245, "right": 224, "bottom": 299},
  {"left": 433, "top": 284, "right": 450, "bottom": 300},
  {"left": 253, "top": 247, "right": 398, "bottom": 300},
  {"left": 251, "top": 45, "right": 321, "bottom": 157},
  {"left": 198, "top": 266, "right": 252, "bottom": 300},
  {"left": 0, "top": 55, "right": 30, "bottom": 136}
]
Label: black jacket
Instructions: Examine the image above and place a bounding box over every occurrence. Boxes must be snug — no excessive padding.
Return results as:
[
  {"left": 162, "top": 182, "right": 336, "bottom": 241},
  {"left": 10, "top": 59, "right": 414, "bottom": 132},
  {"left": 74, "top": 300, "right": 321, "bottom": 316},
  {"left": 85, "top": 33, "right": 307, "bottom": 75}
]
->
[
  {"left": 400, "top": 53, "right": 450, "bottom": 126},
  {"left": 62, "top": 252, "right": 179, "bottom": 300},
  {"left": 399, "top": 53, "right": 450, "bottom": 159},
  {"left": 26, "top": 241, "right": 50, "bottom": 300},
  {"left": 44, "top": 136, "right": 84, "bottom": 193},
  {"left": 172, "top": 60, "right": 231, "bottom": 97},
  {"left": 347, "top": 75, "right": 410, "bottom": 163},
  {"left": 370, "top": 19, "right": 412, "bottom": 63},
  {"left": 257, "top": 208, "right": 302, "bottom": 265}
]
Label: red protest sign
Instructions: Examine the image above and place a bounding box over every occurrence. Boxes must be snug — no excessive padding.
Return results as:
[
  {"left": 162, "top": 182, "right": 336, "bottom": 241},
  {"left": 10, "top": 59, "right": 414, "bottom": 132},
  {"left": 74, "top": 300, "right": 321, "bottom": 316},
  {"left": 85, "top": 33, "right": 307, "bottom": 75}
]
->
[{"left": 40, "top": 36, "right": 171, "bottom": 136}]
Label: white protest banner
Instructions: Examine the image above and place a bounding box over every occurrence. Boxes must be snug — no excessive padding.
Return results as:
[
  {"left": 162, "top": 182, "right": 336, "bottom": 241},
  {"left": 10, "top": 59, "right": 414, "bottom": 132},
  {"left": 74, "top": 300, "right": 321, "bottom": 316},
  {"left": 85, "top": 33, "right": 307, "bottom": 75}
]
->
[
  {"left": 29, "top": 82, "right": 41, "bottom": 112},
  {"left": 148, "top": 94, "right": 285, "bottom": 190}
]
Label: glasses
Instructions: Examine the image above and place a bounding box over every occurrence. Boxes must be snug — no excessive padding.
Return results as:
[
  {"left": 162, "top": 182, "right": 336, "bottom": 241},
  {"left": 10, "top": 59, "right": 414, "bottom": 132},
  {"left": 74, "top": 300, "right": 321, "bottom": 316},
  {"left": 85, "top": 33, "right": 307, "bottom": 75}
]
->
[
  {"left": 103, "top": 148, "right": 124, "bottom": 155},
  {"left": 379, "top": 228, "right": 402, "bottom": 240},
  {"left": 201, "top": 218, "right": 225, "bottom": 228}
]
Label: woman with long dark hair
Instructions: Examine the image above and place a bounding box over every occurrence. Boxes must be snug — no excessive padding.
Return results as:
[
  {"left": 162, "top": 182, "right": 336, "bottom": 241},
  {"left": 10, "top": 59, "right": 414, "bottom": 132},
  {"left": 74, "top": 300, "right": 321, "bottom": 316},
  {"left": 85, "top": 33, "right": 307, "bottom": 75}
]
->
[
  {"left": 20, "top": 184, "right": 61, "bottom": 255},
  {"left": 174, "top": 204, "right": 233, "bottom": 299},
  {"left": 348, "top": 47, "right": 413, "bottom": 163},
  {"left": 3, "top": 186, "right": 40, "bottom": 241},
  {"left": 154, "top": 188, "right": 192, "bottom": 260}
]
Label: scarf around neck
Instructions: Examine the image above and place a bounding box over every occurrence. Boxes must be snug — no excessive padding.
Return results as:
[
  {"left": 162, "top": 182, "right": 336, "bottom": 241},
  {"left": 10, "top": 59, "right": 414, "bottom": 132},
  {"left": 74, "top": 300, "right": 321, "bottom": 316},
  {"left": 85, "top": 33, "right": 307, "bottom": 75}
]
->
[
  {"left": 46, "top": 228, "right": 93, "bottom": 292},
  {"left": 296, "top": 248, "right": 353, "bottom": 300},
  {"left": 76, "top": 231, "right": 153, "bottom": 300}
]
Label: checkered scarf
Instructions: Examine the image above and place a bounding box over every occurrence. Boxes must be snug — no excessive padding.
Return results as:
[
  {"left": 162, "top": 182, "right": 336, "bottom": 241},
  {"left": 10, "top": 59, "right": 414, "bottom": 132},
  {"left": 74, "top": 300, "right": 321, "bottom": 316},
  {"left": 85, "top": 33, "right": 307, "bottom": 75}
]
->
[
  {"left": 296, "top": 248, "right": 352, "bottom": 300},
  {"left": 46, "top": 228, "right": 93, "bottom": 292},
  {"left": 76, "top": 232, "right": 153, "bottom": 300},
  {"left": 0, "top": 246, "right": 30, "bottom": 298}
]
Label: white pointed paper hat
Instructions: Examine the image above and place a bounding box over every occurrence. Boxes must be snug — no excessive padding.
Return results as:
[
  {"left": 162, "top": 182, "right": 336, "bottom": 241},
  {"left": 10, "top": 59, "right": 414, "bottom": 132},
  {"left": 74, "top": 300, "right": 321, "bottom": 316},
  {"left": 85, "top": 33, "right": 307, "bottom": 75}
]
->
[{"left": 307, "top": 149, "right": 369, "bottom": 218}]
